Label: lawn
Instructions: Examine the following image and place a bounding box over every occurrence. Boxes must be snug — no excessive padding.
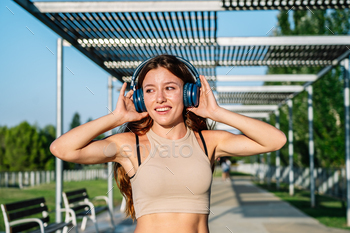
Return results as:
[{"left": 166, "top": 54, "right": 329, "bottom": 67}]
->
[
  {"left": 0, "top": 179, "right": 124, "bottom": 232},
  {"left": 256, "top": 182, "right": 350, "bottom": 230},
  {"left": 213, "top": 169, "right": 251, "bottom": 177}
]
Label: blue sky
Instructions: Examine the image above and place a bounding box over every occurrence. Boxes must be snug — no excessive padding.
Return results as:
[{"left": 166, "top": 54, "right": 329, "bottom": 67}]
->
[{"left": 0, "top": 0, "right": 280, "bottom": 132}]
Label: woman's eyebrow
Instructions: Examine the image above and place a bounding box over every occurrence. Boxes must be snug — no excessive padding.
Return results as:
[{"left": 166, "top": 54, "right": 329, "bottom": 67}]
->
[{"left": 143, "top": 81, "right": 180, "bottom": 88}]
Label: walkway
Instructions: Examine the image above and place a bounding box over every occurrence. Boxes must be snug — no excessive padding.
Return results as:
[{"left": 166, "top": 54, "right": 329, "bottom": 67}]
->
[{"left": 83, "top": 176, "right": 349, "bottom": 233}]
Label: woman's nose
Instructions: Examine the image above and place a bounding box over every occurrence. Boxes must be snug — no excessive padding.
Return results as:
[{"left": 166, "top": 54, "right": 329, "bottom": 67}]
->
[{"left": 156, "top": 90, "right": 166, "bottom": 103}]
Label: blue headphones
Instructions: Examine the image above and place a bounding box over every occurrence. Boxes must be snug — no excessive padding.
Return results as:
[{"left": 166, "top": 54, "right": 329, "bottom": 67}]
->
[{"left": 130, "top": 56, "right": 201, "bottom": 113}]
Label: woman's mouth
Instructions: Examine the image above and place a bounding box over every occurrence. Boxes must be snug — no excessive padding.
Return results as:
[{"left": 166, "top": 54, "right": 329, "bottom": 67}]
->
[{"left": 155, "top": 107, "right": 172, "bottom": 114}]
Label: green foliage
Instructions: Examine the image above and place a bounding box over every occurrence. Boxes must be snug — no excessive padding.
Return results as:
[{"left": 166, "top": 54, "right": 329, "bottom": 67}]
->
[
  {"left": 0, "top": 122, "right": 56, "bottom": 171},
  {"left": 69, "top": 112, "right": 81, "bottom": 130},
  {"left": 268, "top": 9, "right": 350, "bottom": 168},
  {"left": 0, "top": 126, "right": 8, "bottom": 171}
]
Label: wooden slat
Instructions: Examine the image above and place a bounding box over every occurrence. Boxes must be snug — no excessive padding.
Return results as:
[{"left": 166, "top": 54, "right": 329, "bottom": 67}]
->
[
  {"left": 5, "top": 197, "right": 45, "bottom": 211},
  {"left": 71, "top": 205, "right": 89, "bottom": 213},
  {"left": 68, "top": 195, "right": 88, "bottom": 203},
  {"left": 64, "top": 188, "right": 87, "bottom": 197},
  {"left": 9, "top": 206, "right": 48, "bottom": 221},
  {"left": 75, "top": 206, "right": 108, "bottom": 217}
]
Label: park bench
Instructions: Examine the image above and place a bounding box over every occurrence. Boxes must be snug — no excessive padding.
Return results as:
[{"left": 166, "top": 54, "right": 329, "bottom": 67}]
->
[
  {"left": 62, "top": 188, "right": 115, "bottom": 232},
  {"left": 1, "top": 197, "right": 76, "bottom": 233}
]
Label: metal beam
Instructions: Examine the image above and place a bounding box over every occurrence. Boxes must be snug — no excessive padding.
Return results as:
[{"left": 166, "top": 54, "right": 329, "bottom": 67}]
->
[
  {"left": 278, "top": 50, "right": 350, "bottom": 108},
  {"left": 239, "top": 112, "right": 270, "bottom": 118},
  {"left": 78, "top": 38, "right": 215, "bottom": 47},
  {"left": 217, "top": 86, "right": 304, "bottom": 93},
  {"left": 217, "top": 75, "right": 317, "bottom": 82},
  {"left": 14, "top": 0, "right": 124, "bottom": 83},
  {"left": 215, "top": 112, "right": 270, "bottom": 120},
  {"left": 32, "top": 0, "right": 350, "bottom": 13},
  {"left": 215, "top": 124, "right": 241, "bottom": 134},
  {"left": 220, "top": 105, "right": 279, "bottom": 111},
  {"left": 218, "top": 36, "right": 350, "bottom": 46},
  {"left": 33, "top": 1, "right": 224, "bottom": 13}
]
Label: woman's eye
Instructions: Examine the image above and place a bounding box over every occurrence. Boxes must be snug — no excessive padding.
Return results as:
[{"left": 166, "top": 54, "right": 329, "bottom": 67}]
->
[
  {"left": 145, "top": 89, "right": 153, "bottom": 93},
  {"left": 166, "top": 87, "right": 175, "bottom": 90}
]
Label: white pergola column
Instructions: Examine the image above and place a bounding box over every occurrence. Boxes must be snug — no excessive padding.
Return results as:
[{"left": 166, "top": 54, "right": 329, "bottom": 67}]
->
[
  {"left": 55, "top": 38, "right": 63, "bottom": 223},
  {"left": 267, "top": 116, "right": 271, "bottom": 187},
  {"left": 307, "top": 85, "right": 315, "bottom": 208},
  {"left": 267, "top": 152, "right": 271, "bottom": 187},
  {"left": 343, "top": 58, "right": 350, "bottom": 226},
  {"left": 275, "top": 109, "right": 281, "bottom": 190},
  {"left": 287, "top": 99, "right": 294, "bottom": 196},
  {"left": 107, "top": 76, "right": 114, "bottom": 216}
]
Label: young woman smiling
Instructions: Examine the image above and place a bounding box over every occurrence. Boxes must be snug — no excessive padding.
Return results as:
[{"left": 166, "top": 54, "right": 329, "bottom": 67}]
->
[{"left": 50, "top": 55, "right": 286, "bottom": 233}]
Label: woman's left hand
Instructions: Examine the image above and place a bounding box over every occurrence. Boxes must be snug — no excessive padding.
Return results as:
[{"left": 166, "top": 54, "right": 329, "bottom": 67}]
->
[{"left": 186, "top": 75, "right": 220, "bottom": 119}]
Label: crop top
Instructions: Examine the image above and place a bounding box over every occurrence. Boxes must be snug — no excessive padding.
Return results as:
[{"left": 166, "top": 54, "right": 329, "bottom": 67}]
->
[{"left": 130, "top": 126, "right": 213, "bottom": 219}]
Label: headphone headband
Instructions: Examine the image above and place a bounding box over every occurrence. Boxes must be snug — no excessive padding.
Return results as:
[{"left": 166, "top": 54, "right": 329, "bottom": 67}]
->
[{"left": 130, "top": 56, "right": 201, "bottom": 91}]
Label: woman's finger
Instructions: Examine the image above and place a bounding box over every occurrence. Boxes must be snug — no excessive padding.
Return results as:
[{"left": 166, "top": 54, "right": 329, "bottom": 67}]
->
[
  {"left": 119, "top": 82, "right": 127, "bottom": 97},
  {"left": 125, "top": 90, "right": 134, "bottom": 98},
  {"left": 199, "top": 75, "right": 206, "bottom": 93},
  {"left": 201, "top": 75, "right": 212, "bottom": 92}
]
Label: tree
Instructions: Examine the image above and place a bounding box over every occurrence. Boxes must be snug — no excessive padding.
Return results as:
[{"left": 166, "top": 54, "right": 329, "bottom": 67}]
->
[
  {"left": 3, "top": 122, "right": 48, "bottom": 171},
  {"left": 40, "top": 124, "right": 56, "bottom": 170},
  {"left": 268, "top": 9, "right": 350, "bottom": 168},
  {"left": 70, "top": 112, "right": 81, "bottom": 129},
  {"left": 0, "top": 126, "right": 8, "bottom": 171}
]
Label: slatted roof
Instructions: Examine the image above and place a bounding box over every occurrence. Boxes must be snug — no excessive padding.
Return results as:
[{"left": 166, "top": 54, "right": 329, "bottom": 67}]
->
[{"left": 15, "top": 0, "right": 350, "bottom": 119}]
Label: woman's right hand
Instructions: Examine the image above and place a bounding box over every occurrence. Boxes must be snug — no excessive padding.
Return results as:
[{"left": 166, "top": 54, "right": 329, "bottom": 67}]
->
[{"left": 113, "top": 82, "right": 149, "bottom": 124}]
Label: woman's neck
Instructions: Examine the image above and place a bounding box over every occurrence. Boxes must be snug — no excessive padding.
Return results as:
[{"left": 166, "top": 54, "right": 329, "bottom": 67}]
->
[{"left": 151, "top": 122, "right": 188, "bottom": 140}]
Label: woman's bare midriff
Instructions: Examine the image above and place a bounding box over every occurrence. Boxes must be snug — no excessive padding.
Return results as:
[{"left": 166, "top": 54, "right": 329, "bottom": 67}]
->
[{"left": 134, "top": 213, "right": 209, "bottom": 233}]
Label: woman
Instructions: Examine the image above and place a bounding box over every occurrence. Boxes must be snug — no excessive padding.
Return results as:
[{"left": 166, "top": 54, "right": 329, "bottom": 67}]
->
[
  {"left": 220, "top": 157, "right": 231, "bottom": 181},
  {"left": 50, "top": 55, "right": 286, "bottom": 233}
]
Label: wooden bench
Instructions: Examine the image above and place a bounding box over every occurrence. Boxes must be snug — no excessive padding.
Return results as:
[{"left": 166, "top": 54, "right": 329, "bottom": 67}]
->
[
  {"left": 62, "top": 188, "right": 114, "bottom": 232},
  {"left": 1, "top": 197, "right": 76, "bottom": 233}
]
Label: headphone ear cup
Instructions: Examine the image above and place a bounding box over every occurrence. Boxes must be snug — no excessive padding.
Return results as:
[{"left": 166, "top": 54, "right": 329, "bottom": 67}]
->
[
  {"left": 183, "top": 83, "right": 191, "bottom": 108},
  {"left": 133, "top": 89, "right": 141, "bottom": 113},
  {"left": 135, "top": 89, "right": 144, "bottom": 113},
  {"left": 192, "top": 84, "right": 200, "bottom": 107},
  {"left": 139, "top": 89, "right": 147, "bottom": 112}
]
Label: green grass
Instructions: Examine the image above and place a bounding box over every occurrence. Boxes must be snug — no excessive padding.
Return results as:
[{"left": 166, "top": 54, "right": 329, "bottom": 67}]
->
[
  {"left": 0, "top": 179, "right": 123, "bottom": 232},
  {"left": 213, "top": 169, "right": 251, "bottom": 177},
  {"left": 256, "top": 182, "right": 349, "bottom": 230}
]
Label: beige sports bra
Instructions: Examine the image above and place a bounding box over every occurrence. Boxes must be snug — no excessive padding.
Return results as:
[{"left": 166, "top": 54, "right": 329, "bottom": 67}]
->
[{"left": 130, "top": 126, "right": 213, "bottom": 219}]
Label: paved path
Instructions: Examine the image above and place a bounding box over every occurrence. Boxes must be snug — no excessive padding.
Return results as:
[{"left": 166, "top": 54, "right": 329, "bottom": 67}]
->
[
  {"left": 208, "top": 177, "right": 349, "bottom": 233},
  {"left": 82, "top": 176, "right": 349, "bottom": 233}
]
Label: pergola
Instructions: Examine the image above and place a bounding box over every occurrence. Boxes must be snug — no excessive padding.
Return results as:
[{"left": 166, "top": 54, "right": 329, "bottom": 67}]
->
[{"left": 15, "top": 0, "right": 350, "bottom": 227}]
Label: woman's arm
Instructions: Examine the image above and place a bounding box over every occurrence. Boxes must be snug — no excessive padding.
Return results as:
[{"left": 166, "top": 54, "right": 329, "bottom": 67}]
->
[
  {"left": 50, "top": 113, "right": 124, "bottom": 164},
  {"left": 209, "top": 108, "right": 286, "bottom": 157},
  {"left": 50, "top": 82, "right": 148, "bottom": 164},
  {"left": 187, "top": 75, "right": 286, "bottom": 158}
]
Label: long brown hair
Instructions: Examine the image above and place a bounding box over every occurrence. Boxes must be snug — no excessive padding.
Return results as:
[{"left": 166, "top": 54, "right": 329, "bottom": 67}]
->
[{"left": 113, "top": 54, "right": 214, "bottom": 220}]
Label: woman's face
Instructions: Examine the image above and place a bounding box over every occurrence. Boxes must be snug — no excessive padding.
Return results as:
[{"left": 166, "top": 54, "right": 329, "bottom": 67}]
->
[{"left": 142, "top": 67, "right": 185, "bottom": 127}]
